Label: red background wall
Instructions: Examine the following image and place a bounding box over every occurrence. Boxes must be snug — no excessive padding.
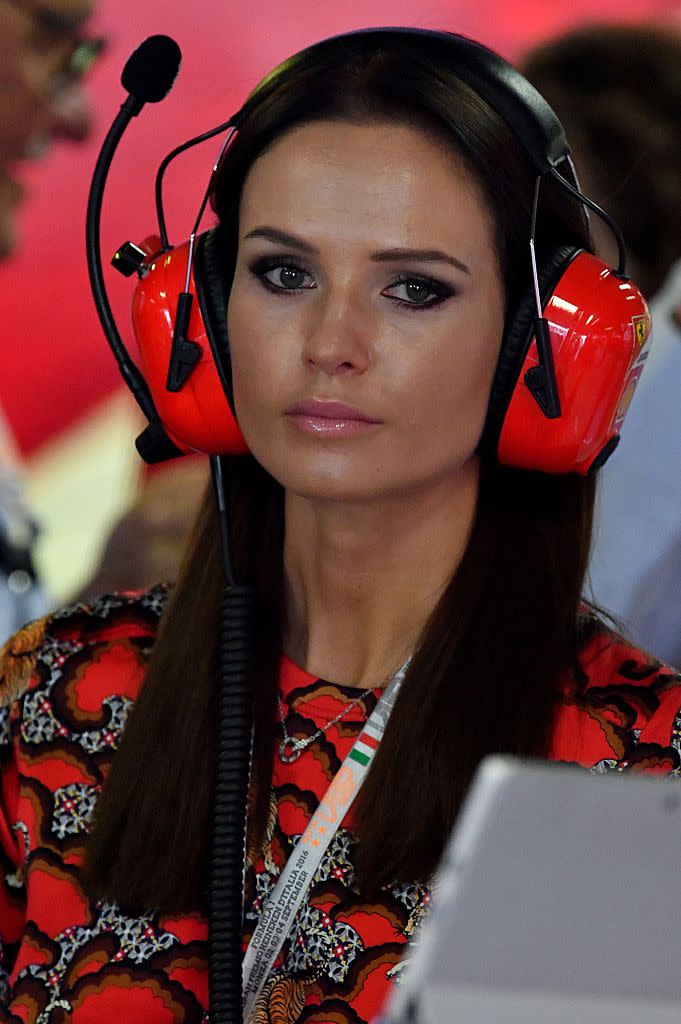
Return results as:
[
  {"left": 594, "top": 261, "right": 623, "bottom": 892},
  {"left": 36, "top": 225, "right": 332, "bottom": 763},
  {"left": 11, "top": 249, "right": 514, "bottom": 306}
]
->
[{"left": 1, "top": 0, "right": 678, "bottom": 456}]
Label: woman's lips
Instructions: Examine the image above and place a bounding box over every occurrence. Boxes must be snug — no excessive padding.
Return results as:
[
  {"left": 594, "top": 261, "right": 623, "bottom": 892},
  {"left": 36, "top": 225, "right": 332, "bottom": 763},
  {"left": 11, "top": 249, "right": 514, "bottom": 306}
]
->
[{"left": 285, "top": 400, "right": 382, "bottom": 436}]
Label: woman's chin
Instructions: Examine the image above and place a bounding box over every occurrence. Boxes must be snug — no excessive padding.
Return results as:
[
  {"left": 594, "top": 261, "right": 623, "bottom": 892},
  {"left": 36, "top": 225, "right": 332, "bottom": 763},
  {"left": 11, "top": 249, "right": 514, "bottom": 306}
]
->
[
  {"left": 248, "top": 440, "right": 479, "bottom": 506},
  {"left": 281, "top": 473, "right": 385, "bottom": 505},
  {"left": 268, "top": 466, "right": 439, "bottom": 508}
]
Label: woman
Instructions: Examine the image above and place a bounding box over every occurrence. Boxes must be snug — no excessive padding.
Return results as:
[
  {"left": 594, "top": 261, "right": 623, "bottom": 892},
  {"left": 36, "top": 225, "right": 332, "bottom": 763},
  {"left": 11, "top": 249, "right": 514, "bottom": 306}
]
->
[{"left": 0, "top": 28, "right": 679, "bottom": 1024}]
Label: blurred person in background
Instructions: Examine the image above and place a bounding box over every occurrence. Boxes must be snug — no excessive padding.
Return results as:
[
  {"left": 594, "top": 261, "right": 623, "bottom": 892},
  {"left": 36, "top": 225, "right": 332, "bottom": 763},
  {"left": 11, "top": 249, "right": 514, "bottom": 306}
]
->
[
  {"left": 0, "top": 0, "right": 102, "bottom": 638},
  {"left": 522, "top": 23, "right": 681, "bottom": 666},
  {"left": 0, "top": 1, "right": 108, "bottom": 635},
  {"left": 0, "top": 0, "right": 103, "bottom": 637},
  {"left": 0, "top": 0, "right": 99, "bottom": 256},
  {"left": 1, "top": 3, "right": 208, "bottom": 616}
]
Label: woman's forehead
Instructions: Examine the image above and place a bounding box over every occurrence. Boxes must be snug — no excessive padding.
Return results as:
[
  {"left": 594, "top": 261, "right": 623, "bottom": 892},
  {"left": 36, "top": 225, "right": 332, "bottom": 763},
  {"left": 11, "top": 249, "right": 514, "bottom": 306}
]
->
[{"left": 238, "top": 119, "right": 496, "bottom": 258}]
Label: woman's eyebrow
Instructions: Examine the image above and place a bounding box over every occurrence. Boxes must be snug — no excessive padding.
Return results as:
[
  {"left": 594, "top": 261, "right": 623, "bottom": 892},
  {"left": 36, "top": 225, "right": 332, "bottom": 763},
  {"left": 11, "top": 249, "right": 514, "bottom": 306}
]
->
[
  {"left": 371, "top": 248, "right": 471, "bottom": 274},
  {"left": 243, "top": 226, "right": 319, "bottom": 254},
  {"left": 243, "top": 227, "right": 471, "bottom": 275}
]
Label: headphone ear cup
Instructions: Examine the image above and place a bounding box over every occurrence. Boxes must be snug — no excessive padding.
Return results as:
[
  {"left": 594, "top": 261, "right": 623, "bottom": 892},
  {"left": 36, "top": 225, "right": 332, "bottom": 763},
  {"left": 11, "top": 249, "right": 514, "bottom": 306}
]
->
[
  {"left": 483, "top": 244, "right": 579, "bottom": 449},
  {"left": 194, "top": 226, "right": 236, "bottom": 416},
  {"left": 493, "top": 248, "right": 651, "bottom": 475},
  {"left": 131, "top": 228, "right": 249, "bottom": 457}
]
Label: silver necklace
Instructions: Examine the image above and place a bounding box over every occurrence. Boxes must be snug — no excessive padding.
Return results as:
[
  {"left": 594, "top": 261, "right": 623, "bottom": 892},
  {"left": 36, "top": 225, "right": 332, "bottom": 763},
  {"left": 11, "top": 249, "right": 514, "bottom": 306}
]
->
[{"left": 277, "top": 687, "right": 374, "bottom": 764}]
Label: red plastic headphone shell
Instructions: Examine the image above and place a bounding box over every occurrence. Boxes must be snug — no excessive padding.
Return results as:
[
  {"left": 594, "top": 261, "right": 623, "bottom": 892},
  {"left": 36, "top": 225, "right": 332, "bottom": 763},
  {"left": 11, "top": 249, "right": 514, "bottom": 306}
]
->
[
  {"left": 497, "top": 251, "right": 651, "bottom": 475},
  {"left": 132, "top": 240, "right": 249, "bottom": 456}
]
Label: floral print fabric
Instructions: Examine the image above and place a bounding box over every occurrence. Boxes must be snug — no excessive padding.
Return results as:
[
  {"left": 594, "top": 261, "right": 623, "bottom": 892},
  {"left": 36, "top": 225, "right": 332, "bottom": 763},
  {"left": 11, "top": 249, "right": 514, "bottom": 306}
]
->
[{"left": 0, "top": 587, "right": 678, "bottom": 1023}]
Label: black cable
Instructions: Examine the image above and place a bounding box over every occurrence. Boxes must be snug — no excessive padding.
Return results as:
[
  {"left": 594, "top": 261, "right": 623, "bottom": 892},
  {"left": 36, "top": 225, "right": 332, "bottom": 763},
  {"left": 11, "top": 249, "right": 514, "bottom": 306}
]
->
[
  {"left": 550, "top": 166, "right": 628, "bottom": 277},
  {"left": 209, "top": 456, "right": 255, "bottom": 1024},
  {"left": 85, "top": 95, "right": 159, "bottom": 424},
  {"left": 210, "top": 585, "right": 254, "bottom": 1024},
  {"left": 211, "top": 456, "right": 237, "bottom": 587},
  {"left": 155, "top": 119, "right": 234, "bottom": 249}
]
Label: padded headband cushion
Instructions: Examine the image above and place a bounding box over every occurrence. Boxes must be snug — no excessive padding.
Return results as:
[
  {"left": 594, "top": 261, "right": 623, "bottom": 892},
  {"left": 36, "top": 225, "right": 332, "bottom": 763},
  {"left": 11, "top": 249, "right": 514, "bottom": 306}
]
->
[
  {"left": 482, "top": 244, "right": 581, "bottom": 448},
  {"left": 235, "top": 28, "right": 571, "bottom": 175},
  {"left": 194, "top": 226, "right": 235, "bottom": 413}
]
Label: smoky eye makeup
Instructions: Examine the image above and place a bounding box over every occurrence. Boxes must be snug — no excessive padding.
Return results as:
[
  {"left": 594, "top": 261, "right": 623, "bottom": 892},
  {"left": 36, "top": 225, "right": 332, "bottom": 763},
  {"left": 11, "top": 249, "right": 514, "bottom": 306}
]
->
[
  {"left": 248, "top": 254, "right": 317, "bottom": 295},
  {"left": 381, "top": 274, "right": 456, "bottom": 312},
  {"left": 246, "top": 253, "right": 458, "bottom": 311}
]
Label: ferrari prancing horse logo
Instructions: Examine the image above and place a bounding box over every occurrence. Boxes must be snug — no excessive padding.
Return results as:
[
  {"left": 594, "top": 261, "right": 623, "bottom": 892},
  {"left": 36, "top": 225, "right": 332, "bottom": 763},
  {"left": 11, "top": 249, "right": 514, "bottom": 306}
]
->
[{"left": 632, "top": 313, "right": 651, "bottom": 350}]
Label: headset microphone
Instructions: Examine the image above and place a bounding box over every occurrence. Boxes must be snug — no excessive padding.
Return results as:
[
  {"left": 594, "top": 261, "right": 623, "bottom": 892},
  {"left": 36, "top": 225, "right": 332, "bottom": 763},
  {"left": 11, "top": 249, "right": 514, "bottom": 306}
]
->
[
  {"left": 121, "top": 34, "right": 182, "bottom": 109},
  {"left": 85, "top": 34, "right": 184, "bottom": 464}
]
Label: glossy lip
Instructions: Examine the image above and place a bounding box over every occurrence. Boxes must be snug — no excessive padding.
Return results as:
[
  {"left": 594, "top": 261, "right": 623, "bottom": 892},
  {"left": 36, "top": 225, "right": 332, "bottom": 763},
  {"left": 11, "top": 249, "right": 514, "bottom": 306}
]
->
[
  {"left": 285, "top": 399, "right": 382, "bottom": 423},
  {"left": 285, "top": 399, "right": 383, "bottom": 437}
]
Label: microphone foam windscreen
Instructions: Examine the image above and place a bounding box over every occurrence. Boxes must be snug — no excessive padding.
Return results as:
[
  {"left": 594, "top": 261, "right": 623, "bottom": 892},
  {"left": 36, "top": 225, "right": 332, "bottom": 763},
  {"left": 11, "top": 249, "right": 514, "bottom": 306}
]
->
[{"left": 121, "top": 35, "right": 182, "bottom": 103}]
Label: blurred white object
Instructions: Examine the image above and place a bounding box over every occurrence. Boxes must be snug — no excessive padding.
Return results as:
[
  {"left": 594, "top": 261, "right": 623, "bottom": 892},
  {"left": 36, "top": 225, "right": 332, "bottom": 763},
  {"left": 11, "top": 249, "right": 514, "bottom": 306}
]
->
[
  {"left": 0, "top": 409, "right": 49, "bottom": 641},
  {"left": 383, "top": 756, "right": 681, "bottom": 1024},
  {"left": 22, "top": 389, "right": 142, "bottom": 604}
]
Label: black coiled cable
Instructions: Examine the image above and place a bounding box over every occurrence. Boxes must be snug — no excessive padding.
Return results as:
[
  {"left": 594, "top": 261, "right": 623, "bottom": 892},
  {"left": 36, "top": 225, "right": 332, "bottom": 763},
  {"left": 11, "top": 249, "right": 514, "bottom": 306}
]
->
[{"left": 209, "top": 456, "right": 255, "bottom": 1024}]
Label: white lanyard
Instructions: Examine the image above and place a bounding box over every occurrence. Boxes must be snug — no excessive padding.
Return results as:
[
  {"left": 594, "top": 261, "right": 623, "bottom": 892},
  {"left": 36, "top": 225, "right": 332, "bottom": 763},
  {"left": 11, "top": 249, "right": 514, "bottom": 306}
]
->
[{"left": 242, "top": 660, "right": 409, "bottom": 1020}]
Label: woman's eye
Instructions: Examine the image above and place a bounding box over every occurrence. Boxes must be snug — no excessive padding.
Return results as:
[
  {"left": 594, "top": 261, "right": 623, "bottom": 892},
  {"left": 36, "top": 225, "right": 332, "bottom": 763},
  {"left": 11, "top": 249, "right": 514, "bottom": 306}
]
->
[
  {"left": 382, "top": 277, "right": 452, "bottom": 310},
  {"left": 251, "top": 259, "right": 316, "bottom": 293}
]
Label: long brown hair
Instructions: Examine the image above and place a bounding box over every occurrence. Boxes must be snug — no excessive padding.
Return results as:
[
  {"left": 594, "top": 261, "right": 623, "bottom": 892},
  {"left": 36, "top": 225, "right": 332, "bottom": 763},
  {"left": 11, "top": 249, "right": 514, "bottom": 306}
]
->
[{"left": 86, "top": 31, "right": 595, "bottom": 911}]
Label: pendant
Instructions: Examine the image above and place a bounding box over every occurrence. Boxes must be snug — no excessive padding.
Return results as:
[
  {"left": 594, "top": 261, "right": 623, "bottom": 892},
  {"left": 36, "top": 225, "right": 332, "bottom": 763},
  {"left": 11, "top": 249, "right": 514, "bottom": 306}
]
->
[{"left": 279, "top": 738, "right": 308, "bottom": 764}]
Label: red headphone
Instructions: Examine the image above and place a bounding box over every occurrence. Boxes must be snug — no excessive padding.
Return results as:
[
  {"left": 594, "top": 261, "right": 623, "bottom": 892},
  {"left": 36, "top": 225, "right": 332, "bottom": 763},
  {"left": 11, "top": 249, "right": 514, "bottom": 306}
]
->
[{"left": 106, "top": 29, "right": 651, "bottom": 477}]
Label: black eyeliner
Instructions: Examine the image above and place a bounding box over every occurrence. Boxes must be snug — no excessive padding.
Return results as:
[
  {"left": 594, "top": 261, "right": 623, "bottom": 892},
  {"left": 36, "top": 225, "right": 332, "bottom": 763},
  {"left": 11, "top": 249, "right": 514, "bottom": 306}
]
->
[{"left": 383, "top": 273, "right": 456, "bottom": 311}]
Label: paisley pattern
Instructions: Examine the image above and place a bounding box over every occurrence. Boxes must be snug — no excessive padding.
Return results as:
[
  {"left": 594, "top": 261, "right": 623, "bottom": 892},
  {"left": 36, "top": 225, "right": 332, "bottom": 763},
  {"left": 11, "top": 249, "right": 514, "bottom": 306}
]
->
[{"left": 0, "top": 588, "right": 678, "bottom": 1023}]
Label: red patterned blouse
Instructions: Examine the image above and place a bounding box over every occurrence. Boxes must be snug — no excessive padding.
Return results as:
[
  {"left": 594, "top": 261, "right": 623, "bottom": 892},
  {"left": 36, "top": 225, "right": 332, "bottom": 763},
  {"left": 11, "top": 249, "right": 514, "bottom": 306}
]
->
[{"left": 0, "top": 586, "right": 679, "bottom": 1024}]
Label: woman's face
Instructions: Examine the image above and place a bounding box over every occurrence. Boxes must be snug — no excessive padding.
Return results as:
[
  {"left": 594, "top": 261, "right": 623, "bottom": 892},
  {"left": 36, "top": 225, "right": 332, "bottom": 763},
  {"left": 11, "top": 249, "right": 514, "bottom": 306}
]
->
[{"left": 227, "top": 118, "right": 505, "bottom": 503}]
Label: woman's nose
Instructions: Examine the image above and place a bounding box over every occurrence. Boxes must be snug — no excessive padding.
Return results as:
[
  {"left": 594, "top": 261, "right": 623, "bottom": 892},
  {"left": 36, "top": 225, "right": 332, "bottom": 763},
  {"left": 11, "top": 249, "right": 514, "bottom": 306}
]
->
[{"left": 302, "top": 294, "right": 371, "bottom": 377}]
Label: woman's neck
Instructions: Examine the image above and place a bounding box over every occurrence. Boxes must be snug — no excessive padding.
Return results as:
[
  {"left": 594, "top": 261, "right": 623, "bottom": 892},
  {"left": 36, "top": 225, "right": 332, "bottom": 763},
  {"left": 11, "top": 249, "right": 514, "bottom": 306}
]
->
[{"left": 283, "top": 460, "right": 479, "bottom": 688}]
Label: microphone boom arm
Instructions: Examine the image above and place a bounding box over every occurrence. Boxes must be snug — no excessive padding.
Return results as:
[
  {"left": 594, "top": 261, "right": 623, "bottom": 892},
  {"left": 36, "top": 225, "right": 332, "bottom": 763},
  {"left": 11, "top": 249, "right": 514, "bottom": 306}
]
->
[{"left": 85, "top": 93, "right": 159, "bottom": 424}]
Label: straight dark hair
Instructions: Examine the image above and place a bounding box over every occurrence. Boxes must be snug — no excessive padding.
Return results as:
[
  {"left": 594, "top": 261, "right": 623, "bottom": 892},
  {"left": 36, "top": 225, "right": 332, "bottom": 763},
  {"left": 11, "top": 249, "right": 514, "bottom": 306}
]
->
[{"left": 86, "top": 32, "right": 596, "bottom": 912}]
